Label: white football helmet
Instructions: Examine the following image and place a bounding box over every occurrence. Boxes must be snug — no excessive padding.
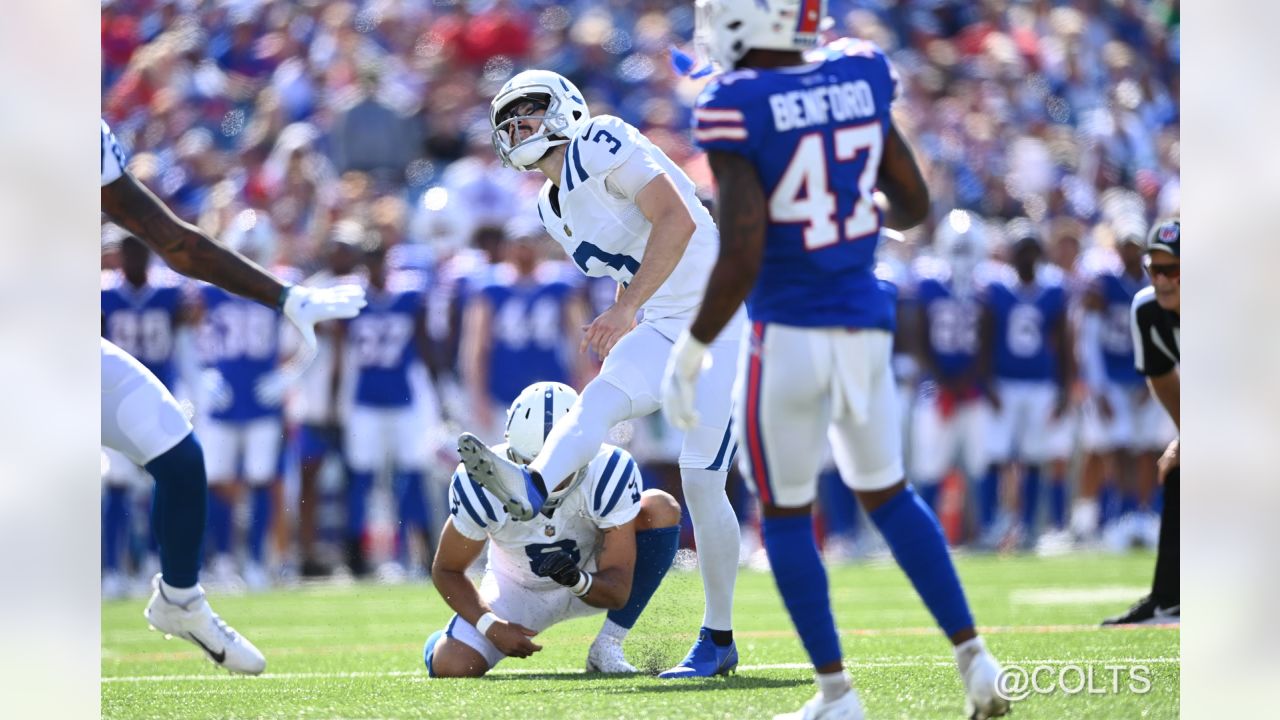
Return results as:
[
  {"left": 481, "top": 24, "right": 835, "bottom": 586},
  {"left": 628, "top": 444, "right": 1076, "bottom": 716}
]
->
[
  {"left": 504, "top": 382, "right": 586, "bottom": 510},
  {"left": 695, "top": 0, "right": 828, "bottom": 72},
  {"left": 935, "top": 210, "right": 987, "bottom": 288},
  {"left": 490, "top": 70, "right": 591, "bottom": 171}
]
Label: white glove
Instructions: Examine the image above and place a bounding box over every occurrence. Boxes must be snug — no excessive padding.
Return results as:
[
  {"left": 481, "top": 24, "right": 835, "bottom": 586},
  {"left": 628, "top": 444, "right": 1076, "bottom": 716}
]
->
[
  {"left": 282, "top": 284, "right": 367, "bottom": 349},
  {"left": 661, "top": 330, "right": 711, "bottom": 431},
  {"left": 254, "top": 369, "right": 296, "bottom": 408},
  {"left": 200, "top": 368, "right": 233, "bottom": 413}
]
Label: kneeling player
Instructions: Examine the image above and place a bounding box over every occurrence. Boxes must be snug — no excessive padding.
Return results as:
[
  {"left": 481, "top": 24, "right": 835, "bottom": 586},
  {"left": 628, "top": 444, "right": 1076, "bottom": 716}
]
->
[{"left": 424, "top": 382, "right": 681, "bottom": 677}]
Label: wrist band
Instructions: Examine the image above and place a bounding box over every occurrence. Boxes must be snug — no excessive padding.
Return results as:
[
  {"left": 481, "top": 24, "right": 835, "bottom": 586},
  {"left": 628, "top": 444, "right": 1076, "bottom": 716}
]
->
[
  {"left": 570, "top": 572, "right": 593, "bottom": 598},
  {"left": 276, "top": 284, "right": 293, "bottom": 310},
  {"left": 475, "top": 612, "right": 498, "bottom": 635}
]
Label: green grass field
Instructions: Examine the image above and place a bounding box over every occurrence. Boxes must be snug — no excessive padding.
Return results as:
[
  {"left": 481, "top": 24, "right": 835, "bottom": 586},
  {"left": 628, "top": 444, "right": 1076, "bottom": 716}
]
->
[{"left": 102, "top": 552, "right": 1178, "bottom": 719}]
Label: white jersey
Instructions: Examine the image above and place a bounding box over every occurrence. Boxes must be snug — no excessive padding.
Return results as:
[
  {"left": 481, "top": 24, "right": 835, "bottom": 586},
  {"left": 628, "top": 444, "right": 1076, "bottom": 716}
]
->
[
  {"left": 101, "top": 119, "right": 127, "bottom": 187},
  {"left": 535, "top": 115, "right": 718, "bottom": 321},
  {"left": 448, "top": 442, "right": 642, "bottom": 590}
]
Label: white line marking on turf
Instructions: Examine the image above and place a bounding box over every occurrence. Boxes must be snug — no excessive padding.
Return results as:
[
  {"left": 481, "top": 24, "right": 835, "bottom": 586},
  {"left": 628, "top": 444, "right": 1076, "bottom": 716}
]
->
[
  {"left": 102, "top": 658, "right": 1179, "bottom": 683},
  {"left": 1009, "top": 586, "right": 1151, "bottom": 606}
]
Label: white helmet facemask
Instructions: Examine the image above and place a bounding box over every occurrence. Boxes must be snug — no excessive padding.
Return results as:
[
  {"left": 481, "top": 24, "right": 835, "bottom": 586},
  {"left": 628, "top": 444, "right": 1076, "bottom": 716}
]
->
[
  {"left": 490, "top": 71, "right": 590, "bottom": 172},
  {"left": 503, "top": 382, "right": 586, "bottom": 513}
]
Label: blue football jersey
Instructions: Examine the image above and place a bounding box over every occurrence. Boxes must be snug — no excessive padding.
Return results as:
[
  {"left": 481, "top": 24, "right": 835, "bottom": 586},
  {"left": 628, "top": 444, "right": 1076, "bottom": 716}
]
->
[
  {"left": 693, "top": 38, "right": 901, "bottom": 330},
  {"left": 912, "top": 258, "right": 981, "bottom": 381},
  {"left": 480, "top": 265, "right": 576, "bottom": 407},
  {"left": 1095, "top": 270, "right": 1148, "bottom": 385},
  {"left": 985, "top": 266, "right": 1068, "bottom": 382},
  {"left": 101, "top": 269, "right": 188, "bottom": 389},
  {"left": 348, "top": 273, "right": 427, "bottom": 408},
  {"left": 197, "top": 286, "right": 283, "bottom": 421}
]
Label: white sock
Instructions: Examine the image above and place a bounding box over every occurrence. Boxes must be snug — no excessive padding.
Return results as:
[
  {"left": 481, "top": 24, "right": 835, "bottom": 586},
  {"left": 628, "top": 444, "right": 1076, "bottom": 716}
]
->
[
  {"left": 816, "top": 669, "right": 852, "bottom": 702},
  {"left": 681, "top": 467, "right": 740, "bottom": 631},
  {"left": 1070, "top": 498, "right": 1099, "bottom": 537},
  {"left": 598, "top": 618, "right": 629, "bottom": 642},
  {"left": 954, "top": 636, "right": 987, "bottom": 674},
  {"left": 529, "top": 380, "right": 632, "bottom": 487},
  {"left": 160, "top": 578, "right": 202, "bottom": 605}
]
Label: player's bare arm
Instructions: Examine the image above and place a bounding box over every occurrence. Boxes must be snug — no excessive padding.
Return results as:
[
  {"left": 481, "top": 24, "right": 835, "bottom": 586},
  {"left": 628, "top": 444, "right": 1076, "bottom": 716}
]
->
[
  {"left": 688, "top": 150, "right": 767, "bottom": 344},
  {"left": 1051, "top": 311, "right": 1074, "bottom": 418},
  {"left": 582, "top": 174, "right": 696, "bottom": 358},
  {"left": 577, "top": 524, "right": 638, "bottom": 610},
  {"left": 102, "top": 172, "right": 285, "bottom": 307},
  {"left": 431, "top": 519, "right": 542, "bottom": 658},
  {"left": 460, "top": 298, "right": 495, "bottom": 426},
  {"left": 875, "top": 121, "right": 930, "bottom": 231}
]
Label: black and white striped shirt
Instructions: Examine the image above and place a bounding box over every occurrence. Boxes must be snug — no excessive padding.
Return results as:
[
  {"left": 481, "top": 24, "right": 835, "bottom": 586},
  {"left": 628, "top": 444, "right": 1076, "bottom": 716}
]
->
[{"left": 1130, "top": 286, "right": 1179, "bottom": 377}]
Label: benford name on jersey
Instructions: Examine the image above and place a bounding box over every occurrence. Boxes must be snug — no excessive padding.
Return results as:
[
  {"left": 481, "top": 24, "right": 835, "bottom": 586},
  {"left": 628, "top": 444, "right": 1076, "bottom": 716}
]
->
[{"left": 768, "top": 80, "right": 877, "bottom": 132}]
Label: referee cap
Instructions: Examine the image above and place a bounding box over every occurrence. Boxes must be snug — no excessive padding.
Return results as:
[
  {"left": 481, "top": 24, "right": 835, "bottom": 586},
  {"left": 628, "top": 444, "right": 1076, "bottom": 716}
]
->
[{"left": 1146, "top": 218, "right": 1180, "bottom": 258}]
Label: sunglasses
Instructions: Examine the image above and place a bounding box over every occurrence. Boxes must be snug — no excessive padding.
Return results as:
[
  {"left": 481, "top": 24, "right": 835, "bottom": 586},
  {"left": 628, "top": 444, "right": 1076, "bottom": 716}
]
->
[{"left": 1144, "top": 259, "right": 1180, "bottom": 280}]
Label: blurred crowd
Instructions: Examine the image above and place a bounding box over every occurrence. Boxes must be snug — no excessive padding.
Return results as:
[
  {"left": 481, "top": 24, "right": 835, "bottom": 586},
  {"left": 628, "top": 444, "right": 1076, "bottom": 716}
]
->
[{"left": 100, "top": 0, "right": 1180, "bottom": 594}]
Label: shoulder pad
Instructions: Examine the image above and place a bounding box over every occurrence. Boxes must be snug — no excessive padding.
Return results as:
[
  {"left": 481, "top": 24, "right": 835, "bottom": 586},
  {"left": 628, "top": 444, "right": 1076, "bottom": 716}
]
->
[
  {"left": 449, "top": 465, "right": 504, "bottom": 529},
  {"left": 566, "top": 115, "right": 640, "bottom": 181},
  {"left": 101, "top": 270, "right": 122, "bottom": 291},
  {"left": 589, "top": 445, "right": 638, "bottom": 518}
]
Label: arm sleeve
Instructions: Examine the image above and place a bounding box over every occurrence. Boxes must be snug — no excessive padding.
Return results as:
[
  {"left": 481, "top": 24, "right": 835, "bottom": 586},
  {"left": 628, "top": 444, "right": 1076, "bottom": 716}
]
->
[
  {"left": 588, "top": 447, "right": 643, "bottom": 529},
  {"left": 448, "top": 466, "right": 504, "bottom": 540},
  {"left": 603, "top": 147, "right": 665, "bottom": 202}
]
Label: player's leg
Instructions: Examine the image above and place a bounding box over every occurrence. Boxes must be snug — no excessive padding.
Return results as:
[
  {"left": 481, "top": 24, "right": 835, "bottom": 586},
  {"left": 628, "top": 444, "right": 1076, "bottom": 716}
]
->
[
  {"left": 589, "top": 489, "right": 682, "bottom": 672},
  {"left": 101, "top": 339, "right": 264, "bottom": 674},
  {"left": 198, "top": 420, "right": 241, "bottom": 587},
  {"left": 978, "top": 382, "right": 1016, "bottom": 546},
  {"left": 427, "top": 570, "right": 565, "bottom": 677},
  {"left": 659, "top": 321, "right": 743, "bottom": 677},
  {"left": 458, "top": 325, "right": 660, "bottom": 519},
  {"left": 242, "top": 417, "right": 283, "bottom": 590},
  {"left": 829, "top": 330, "right": 1007, "bottom": 719},
  {"left": 343, "top": 406, "right": 382, "bottom": 577},
  {"left": 295, "top": 423, "right": 333, "bottom": 577},
  {"left": 101, "top": 449, "right": 138, "bottom": 599},
  {"left": 393, "top": 406, "right": 433, "bottom": 572},
  {"left": 909, "top": 387, "right": 958, "bottom": 515}
]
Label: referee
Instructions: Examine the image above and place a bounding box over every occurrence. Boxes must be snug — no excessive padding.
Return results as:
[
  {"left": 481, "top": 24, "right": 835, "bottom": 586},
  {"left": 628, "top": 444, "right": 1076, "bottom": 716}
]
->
[{"left": 1103, "top": 219, "right": 1180, "bottom": 626}]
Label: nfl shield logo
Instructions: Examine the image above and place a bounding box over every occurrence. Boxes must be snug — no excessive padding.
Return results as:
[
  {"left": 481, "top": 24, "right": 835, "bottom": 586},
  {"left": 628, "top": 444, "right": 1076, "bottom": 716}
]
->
[
  {"left": 1159, "top": 224, "right": 1178, "bottom": 242},
  {"left": 544, "top": 525, "right": 555, "bottom": 537}
]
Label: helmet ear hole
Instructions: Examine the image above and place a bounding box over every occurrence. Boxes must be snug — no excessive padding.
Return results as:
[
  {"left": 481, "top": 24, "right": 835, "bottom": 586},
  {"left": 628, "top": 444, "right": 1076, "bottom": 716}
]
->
[
  {"left": 572, "top": 110, "right": 582, "bottom": 121},
  {"left": 727, "top": 20, "right": 743, "bottom": 30}
]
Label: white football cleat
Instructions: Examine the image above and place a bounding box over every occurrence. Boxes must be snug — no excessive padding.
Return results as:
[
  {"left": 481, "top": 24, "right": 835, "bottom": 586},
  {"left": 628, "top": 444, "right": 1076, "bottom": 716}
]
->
[
  {"left": 144, "top": 574, "right": 266, "bottom": 675},
  {"left": 774, "top": 689, "right": 864, "bottom": 720},
  {"left": 585, "top": 635, "right": 638, "bottom": 674},
  {"left": 457, "top": 432, "right": 544, "bottom": 521},
  {"left": 956, "top": 637, "right": 1011, "bottom": 720}
]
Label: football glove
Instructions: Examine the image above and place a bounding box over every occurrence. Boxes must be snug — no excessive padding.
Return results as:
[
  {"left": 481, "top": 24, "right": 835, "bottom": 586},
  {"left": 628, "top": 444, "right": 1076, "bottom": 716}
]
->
[
  {"left": 281, "top": 284, "right": 367, "bottom": 349},
  {"left": 661, "top": 330, "right": 710, "bottom": 431},
  {"left": 533, "top": 550, "right": 581, "bottom": 588}
]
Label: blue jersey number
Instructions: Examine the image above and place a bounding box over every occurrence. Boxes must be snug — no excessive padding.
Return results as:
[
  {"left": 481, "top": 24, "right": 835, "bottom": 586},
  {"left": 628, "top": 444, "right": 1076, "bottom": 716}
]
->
[
  {"left": 524, "top": 539, "right": 581, "bottom": 574},
  {"left": 572, "top": 241, "right": 640, "bottom": 282},
  {"left": 592, "top": 129, "right": 621, "bottom": 155}
]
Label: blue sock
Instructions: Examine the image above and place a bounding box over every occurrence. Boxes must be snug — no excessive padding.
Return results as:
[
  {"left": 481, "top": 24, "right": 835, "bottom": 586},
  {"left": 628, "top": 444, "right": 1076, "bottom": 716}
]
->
[
  {"left": 761, "top": 514, "right": 841, "bottom": 667},
  {"left": 143, "top": 433, "right": 207, "bottom": 588},
  {"left": 248, "top": 485, "right": 273, "bottom": 564},
  {"left": 1119, "top": 491, "right": 1139, "bottom": 517},
  {"left": 979, "top": 466, "right": 1000, "bottom": 533},
  {"left": 1020, "top": 466, "right": 1042, "bottom": 534},
  {"left": 347, "top": 471, "right": 374, "bottom": 542},
  {"left": 207, "top": 491, "right": 233, "bottom": 556},
  {"left": 608, "top": 525, "right": 679, "bottom": 629},
  {"left": 395, "top": 471, "right": 428, "bottom": 565},
  {"left": 1099, "top": 483, "right": 1117, "bottom": 527},
  {"left": 869, "top": 486, "right": 975, "bottom": 638},
  {"left": 103, "top": 486, "right": 130, "bottom": 571},
  {"left": 1049, "top": 479, "right": 1067, "bottom": 530},
  {"left": 818, "top": 468, "right": 858, "bottom": 542},
  {"left": 916, "top": 482, "right": 941, "bottom": 515}
]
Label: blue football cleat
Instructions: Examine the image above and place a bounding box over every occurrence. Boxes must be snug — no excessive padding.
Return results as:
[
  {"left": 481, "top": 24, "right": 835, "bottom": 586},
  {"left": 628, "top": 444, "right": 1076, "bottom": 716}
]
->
[
  {"left": 658, "top": 627, "right": 739, "bottom": 678},
  {"left": 423, "top": 629, "right": 444, "bottom": 677},
  {"left": 457, "top": 432, "right": 546, "bottom": 521}
]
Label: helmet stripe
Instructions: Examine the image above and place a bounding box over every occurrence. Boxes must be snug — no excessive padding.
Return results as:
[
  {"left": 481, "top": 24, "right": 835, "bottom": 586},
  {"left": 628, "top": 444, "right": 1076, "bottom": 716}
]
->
[
  {"left": 797, "top": 0, "right": 822, "bottom": 36},
  {"left": 543, "top": 385, "right": 555, "bottom": 441}
]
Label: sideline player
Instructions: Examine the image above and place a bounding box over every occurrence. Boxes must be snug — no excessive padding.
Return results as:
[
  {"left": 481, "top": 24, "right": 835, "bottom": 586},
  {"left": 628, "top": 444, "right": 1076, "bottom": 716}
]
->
[
  {"left": 1102, "top": 219, "right": 1180, "bottom": 626},
  {"left": 101, "top": 119, "right": 366, "bottom": 673},
  {"left": 660, "top": 2, "right": 1008, "bottom": 717},
  {"left": 425, "top": 382, "right": 681, "bottom": 676},
  {"left": 456, "top": 69, "right": 746, "bottom": 677}
]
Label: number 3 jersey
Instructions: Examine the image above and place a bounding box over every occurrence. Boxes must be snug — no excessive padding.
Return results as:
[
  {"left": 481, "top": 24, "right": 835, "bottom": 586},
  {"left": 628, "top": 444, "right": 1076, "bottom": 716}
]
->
[
  {"left": 693, "top": 38, "right": 901, "bottom": 330},
  {"left": 535, "top": 115, "right": 719, "bottom": 321},
  {"left": 448, "top": 443, "right": 642, "bottom": 590}
]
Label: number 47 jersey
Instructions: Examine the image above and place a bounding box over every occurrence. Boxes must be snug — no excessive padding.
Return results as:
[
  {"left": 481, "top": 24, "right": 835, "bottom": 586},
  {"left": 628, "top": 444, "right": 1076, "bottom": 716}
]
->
[{"left": 694, "top": 38, "right": 901, "bottom": 331}]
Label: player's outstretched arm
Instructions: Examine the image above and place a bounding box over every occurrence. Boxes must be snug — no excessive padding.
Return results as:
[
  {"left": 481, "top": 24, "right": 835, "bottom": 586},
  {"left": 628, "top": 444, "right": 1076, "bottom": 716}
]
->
[
  {"left": 876, "top": 121, "right": 930, "bottom": 231},
  {"left": 102, "top": 172, "right": 285, "bottom": 307},
  {"left": 432, "top": 519, "right": 543, "bottom": 657},
  {"left": 688, "top": 151, "right": 766, "bottom": 344}
]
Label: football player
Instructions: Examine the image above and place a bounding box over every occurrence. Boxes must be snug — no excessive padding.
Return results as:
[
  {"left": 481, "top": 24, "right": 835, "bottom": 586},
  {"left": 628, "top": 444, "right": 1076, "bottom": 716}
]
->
[
  {"left": 337, "top": 232, "right": 442, "bottom": 578},
  {"left": 977, "top": 221, "right": 1074, "bottom": 550},
  {"left": 101, "top": 119, "right": 366, "bottom": 674},
  {"left": 909, "top": 212, "right": 992, "bottom": 520},
  {"left": 424, "top": 382, "right": 681, "bottom": 676},
  {"left": 660, "top": 2, "right": 1008, "bottom": 717},
  {"left": 460, "top": 217, "right": 590, "bottom": 443},
  {"left": 456, "top": 69, "right": 746, "bottom": 677}
]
